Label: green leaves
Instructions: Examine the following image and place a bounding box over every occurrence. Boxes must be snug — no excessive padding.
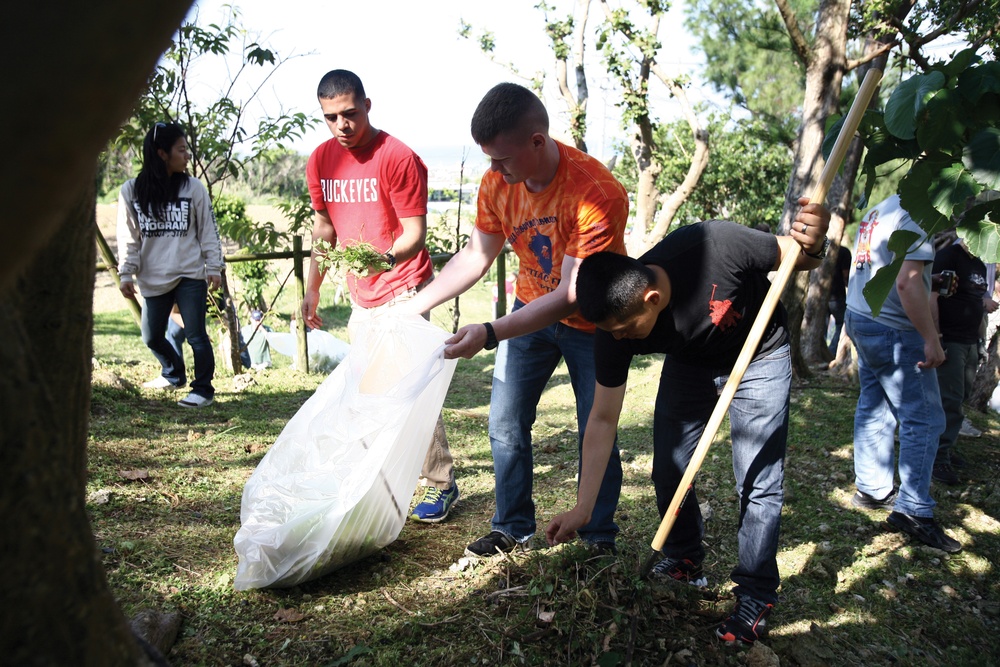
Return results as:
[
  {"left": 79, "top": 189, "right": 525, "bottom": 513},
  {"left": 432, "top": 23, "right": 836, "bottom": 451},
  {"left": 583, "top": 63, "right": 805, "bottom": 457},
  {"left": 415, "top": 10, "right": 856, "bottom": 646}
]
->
[
  {"left": 839, "top": 49, "right": 1000, "bottom": 315},
  {"left": 964, "top": 128, "right": 1000, "bottom": 190},
  {"left": 313, "top": 240, "right": 390, "bottom": 278},
  {"left": 884, "top": 70, "right": 945, "bottom": 140}
]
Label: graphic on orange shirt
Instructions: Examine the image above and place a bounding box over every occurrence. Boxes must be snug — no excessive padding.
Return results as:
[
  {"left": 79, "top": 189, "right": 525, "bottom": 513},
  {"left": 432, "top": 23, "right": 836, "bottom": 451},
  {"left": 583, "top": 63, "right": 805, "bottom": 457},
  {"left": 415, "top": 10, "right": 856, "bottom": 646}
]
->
[
  {"left": 709, "top": 283, "right": 742, "bottom": 331},
  {"left": 527, "top": 231, "right": 553, "bottom": 274}
]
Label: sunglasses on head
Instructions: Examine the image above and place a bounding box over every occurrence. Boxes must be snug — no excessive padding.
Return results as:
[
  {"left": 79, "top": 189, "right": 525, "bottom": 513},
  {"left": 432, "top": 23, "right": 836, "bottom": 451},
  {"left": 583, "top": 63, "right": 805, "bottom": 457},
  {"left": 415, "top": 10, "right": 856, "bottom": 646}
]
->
[{"left": 153, "top": 122, "right": 167, "bottom": 143}]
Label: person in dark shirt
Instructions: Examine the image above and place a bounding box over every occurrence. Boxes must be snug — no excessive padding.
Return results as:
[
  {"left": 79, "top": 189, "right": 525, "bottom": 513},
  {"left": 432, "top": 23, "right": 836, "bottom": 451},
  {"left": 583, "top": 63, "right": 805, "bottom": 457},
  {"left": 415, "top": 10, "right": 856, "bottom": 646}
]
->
[
  {"left": 930, "top": 239, "right": 998, "bottom": 484},
  {"left": 828, "top": 244, "right": 852, "bottom": 354},
  {"left": 546, "top": 202, "right": 830, "bottom": 645}
]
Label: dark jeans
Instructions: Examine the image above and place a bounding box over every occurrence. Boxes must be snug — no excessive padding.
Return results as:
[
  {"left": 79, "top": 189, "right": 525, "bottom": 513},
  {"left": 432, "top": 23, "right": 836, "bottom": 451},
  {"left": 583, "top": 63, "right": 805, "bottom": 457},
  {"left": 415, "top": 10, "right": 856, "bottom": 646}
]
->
[
  {"left": 141, "top": 278, "right": 215, "bottom": 398},
  {"left": 936, "top": 339, "right": 978, "bottom": 463},
  {"left": 652, "top": 344, "right": 790, "bottom": 604},
  {"left": 488, "top": 301, "right": 622, "bottom": 544},
  {"left": 828, "top": 298, "right": 846, "bottom": 355}
]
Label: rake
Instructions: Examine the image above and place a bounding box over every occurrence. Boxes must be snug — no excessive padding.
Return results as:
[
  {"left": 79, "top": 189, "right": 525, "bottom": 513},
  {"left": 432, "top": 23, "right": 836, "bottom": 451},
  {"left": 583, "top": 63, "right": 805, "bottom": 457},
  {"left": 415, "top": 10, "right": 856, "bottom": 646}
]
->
[{"left": 640, "top": 68, "right": 884, "bottom": 577}]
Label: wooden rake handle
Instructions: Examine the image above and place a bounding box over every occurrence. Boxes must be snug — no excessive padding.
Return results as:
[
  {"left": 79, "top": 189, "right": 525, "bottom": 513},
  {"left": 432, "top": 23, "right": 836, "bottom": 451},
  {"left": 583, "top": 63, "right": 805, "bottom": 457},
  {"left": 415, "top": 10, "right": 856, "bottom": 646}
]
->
[{"left": 645, "top": 68, "right": 883, "bottom": 559}]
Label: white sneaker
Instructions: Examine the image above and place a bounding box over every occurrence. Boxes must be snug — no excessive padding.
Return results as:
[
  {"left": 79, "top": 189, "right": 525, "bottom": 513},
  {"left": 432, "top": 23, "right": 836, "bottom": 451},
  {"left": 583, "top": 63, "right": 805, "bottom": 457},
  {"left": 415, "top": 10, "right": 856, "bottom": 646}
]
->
[
  {"left": 959, "top": 417, "right": 982, "bottom": 438},
  {"left": 177, "top": 393, "right": 213, "bottom": 408},
  {"left": 142, "top": 376, "right": 184, "bottom": 390}
]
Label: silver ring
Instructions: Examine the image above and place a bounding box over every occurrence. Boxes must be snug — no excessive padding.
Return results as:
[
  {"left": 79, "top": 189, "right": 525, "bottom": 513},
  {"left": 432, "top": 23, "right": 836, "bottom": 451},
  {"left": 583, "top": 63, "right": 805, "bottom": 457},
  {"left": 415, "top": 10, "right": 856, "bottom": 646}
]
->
[{"left": 800, "top": 222, "right": 808, "bottom": 233}]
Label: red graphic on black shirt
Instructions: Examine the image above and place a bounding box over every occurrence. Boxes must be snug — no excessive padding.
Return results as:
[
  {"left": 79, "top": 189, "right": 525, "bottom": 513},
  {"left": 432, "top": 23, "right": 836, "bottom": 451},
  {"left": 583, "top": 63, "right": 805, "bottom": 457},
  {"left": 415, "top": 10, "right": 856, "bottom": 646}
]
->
[{"left": 709, "top": 284, "right": 741, "bottom": 331}]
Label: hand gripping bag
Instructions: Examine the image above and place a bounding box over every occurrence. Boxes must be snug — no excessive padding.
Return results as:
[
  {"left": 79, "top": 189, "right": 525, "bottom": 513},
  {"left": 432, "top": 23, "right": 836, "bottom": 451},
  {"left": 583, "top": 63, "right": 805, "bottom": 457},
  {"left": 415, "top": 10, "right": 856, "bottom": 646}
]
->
[{"left": 233, "top": 313, "right": 457, "bottom": 589}]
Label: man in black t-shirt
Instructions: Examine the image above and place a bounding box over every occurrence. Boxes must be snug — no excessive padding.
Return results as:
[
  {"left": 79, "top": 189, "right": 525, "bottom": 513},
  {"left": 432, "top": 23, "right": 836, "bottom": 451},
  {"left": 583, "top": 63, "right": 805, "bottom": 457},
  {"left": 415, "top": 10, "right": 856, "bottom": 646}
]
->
[
  {"left": 931, "top": 239, "right": 997, "bottom": 484},
  {"left": 546, "top": 201, "right": 830, "bottom": 645}
]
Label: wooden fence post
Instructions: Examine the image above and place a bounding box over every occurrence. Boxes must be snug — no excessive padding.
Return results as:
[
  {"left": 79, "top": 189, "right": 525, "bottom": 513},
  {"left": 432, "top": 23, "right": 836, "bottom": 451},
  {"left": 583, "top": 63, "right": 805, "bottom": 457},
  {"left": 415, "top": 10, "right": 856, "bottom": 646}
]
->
[
  {"left": 495, "top": 250, "right": 507, "bottom": 318},
  {"left": 293, "top": 235, "right": 309, "bottom": 373},
  {"left": 94, "top": 222, "right": 142, "bottom": 328}
]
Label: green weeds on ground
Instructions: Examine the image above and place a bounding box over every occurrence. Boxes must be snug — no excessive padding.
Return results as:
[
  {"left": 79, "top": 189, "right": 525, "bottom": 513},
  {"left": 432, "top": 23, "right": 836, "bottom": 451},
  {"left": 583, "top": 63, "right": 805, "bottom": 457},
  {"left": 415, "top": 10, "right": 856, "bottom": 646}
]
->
[{"left": 88, "top": 298, "right": 1000, "bottom": 666}]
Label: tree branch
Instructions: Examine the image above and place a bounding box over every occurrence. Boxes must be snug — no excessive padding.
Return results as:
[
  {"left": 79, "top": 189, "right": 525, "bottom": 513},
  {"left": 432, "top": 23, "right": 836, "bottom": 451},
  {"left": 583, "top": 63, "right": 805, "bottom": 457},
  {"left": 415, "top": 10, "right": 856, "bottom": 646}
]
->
[
  {"left": 846, "top": 40, "right": 896, "bottom": 71},
  {"left": 773, "top": 0, "right": 812, "bottom": 67}
]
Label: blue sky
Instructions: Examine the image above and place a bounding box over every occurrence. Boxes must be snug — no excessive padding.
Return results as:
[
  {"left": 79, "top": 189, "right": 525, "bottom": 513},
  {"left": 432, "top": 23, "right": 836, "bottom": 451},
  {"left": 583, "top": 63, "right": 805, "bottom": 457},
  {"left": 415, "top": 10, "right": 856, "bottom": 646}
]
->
[{"left": 188, "top": 0, "right": 705, "bottom": 169}]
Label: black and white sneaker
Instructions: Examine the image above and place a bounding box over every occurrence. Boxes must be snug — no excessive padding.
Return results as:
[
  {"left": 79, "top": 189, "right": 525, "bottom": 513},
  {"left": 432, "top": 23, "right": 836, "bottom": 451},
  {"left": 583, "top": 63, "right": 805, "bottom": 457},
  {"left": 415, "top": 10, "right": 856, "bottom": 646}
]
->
[
  {"left": 650, "top": 556, "right": 708, "bottom": 587},
  {"left": 464, "top": 531, "right": 526, "bottom": 558},
  {"left": 716, "top": 594, "right": 774, "bottom": 644}
]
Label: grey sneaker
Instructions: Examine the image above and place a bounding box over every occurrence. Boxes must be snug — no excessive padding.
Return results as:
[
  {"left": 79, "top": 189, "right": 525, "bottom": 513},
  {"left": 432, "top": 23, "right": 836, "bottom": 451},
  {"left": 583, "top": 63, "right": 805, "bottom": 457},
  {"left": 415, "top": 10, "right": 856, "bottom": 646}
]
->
[{"left": 959, "top": 417, "right": 982, "bottom": 438}]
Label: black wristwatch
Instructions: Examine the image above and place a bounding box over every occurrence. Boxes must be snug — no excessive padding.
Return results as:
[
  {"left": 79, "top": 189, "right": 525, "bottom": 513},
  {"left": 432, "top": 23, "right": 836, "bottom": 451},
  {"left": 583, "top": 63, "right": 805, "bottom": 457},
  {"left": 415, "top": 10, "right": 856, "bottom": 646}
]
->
[
  {"left": 384, "top": 251, "right": 397, "bottom": 269},
  {"left": 804, "top": 238, "right": 831, "bottom": 260},
  {"left": 482, "top": 322, "right": 499, "bottom": 350}
]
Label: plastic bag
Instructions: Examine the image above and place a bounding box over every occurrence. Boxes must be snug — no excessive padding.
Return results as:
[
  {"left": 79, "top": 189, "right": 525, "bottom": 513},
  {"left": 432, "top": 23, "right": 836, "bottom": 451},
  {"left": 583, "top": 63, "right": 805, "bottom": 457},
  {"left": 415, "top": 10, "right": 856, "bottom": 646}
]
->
[
  {"left": 233, "top": 313, "right": 457, "bottom": 590},
  {"left": 266, "top": 327, "right": 351, "bottom": 374}
]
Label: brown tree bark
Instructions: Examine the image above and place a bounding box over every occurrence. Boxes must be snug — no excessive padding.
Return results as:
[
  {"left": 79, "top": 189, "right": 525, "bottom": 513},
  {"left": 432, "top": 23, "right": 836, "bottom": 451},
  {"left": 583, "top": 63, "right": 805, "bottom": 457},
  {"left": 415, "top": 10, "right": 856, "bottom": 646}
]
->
[
  {"left": 798, "top": 5, "right": 915, "bottom": 369},
  {"left": 970, "top": 319, "right": 1000, "bottom": 411},
  {"left": 776, "top": 0, "right": 851, "bottom": 379},
  {"left": 1, "top": 1, "right": 195, "bottom": 663}
]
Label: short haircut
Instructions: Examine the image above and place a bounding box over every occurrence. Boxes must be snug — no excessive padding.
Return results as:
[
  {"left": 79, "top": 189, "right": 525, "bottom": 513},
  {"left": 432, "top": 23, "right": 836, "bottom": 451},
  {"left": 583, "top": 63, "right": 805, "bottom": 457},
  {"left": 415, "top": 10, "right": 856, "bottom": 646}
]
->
[
  {"left": 470, "top": 82, "right": 548, "bottom": 145},
  {"left": 317, "top": 69, "right": 365, "bottom": 100},
  {"left": 577, "top": 252, "right": 656, "bottom": 324}
]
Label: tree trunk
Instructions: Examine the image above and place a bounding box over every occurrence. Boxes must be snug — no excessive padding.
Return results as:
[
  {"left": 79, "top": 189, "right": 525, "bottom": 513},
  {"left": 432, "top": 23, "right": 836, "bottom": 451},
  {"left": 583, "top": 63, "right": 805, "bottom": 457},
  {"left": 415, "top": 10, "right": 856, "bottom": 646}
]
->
[
  {"left": 800, "top": 22, "right": 911, "bottom": 368},
  {"left": 642, "top": 65, "right": 710, "bottom": 249},
  {"left": 776, "top": 0, "right": 851, "bottom": 379},
  {"left": 969, "top": 309, "right": 1000, "bottom": 411},
  {"left": 1, "top": 1, "right": 195, "bottom": 662},
  {"left": 627, "top": 115, "right": 662, "bottom": 257},
  {"left": 1, "top": 185, "right": 157, "bottom": 665}
]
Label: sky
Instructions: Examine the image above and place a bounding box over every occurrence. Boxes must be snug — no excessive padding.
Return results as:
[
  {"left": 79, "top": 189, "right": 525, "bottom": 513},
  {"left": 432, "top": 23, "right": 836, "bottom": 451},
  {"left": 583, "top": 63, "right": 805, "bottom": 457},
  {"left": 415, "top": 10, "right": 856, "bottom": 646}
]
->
[{"left": 186, "top": 0, "right": 707, "bottom": 175}]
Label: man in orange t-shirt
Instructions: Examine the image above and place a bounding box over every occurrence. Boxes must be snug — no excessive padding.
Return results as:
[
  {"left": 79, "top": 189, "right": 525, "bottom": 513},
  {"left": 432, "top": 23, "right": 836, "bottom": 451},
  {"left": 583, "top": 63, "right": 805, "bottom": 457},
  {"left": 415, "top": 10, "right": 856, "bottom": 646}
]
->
[{"left": 406, "top": 82, "right": 629, "bottom": 558}]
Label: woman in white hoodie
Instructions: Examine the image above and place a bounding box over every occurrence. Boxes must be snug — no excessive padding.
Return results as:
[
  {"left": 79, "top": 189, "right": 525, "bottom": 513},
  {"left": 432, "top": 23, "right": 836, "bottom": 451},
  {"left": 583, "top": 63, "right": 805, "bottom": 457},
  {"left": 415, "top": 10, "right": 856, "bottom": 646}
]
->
[{"left": 117, "top": 121, "right": 223, "bottom": 408}]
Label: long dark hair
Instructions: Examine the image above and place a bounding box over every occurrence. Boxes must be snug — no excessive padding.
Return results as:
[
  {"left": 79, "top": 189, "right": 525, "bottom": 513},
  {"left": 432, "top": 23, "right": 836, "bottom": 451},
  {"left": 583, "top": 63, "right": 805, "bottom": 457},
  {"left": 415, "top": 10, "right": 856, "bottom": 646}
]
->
[{"left": 134, "top": 122, "right": 189, "bottom": 219}]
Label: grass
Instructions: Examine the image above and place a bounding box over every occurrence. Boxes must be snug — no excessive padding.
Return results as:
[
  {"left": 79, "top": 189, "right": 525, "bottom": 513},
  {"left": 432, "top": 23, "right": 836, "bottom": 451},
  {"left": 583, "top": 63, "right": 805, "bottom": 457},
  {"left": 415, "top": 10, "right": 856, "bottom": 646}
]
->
[{"left": 87, "top": 286, "right": 1000, "bottom": 666}]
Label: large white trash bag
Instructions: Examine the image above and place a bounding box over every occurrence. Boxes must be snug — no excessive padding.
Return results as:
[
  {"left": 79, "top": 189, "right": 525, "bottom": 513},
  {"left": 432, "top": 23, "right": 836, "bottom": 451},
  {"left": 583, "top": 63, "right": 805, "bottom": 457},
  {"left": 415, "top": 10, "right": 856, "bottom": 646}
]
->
[{"left": 233, "top": 313, "right": 457, "bottom": 590}]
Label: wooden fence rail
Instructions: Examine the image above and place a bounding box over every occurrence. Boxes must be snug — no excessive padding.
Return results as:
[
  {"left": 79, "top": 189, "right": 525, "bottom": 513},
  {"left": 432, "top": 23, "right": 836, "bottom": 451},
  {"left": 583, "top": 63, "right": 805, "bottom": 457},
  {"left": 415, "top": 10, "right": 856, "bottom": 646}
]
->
[{"left": 95, "top": 224, "right": 508, "bottom": 374}]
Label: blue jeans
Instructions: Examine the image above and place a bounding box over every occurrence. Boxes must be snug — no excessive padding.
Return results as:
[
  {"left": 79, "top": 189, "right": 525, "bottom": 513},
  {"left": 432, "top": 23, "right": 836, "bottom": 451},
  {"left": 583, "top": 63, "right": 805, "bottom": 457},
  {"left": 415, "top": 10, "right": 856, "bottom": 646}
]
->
[
  {"left": 652, "top": 344, "right": 790, "bottom": 604},
  {"left": 488, "top": 301, "right": 622, "bottom": 544},
  {"left": 141, "top": 278, "right": 215, "bottom": 398},
  {"left": 845, "top": 310, "right": 943, "bottom": 517},
  {"left": 167, "top": 316, "right": 185, "bottom": 360}
]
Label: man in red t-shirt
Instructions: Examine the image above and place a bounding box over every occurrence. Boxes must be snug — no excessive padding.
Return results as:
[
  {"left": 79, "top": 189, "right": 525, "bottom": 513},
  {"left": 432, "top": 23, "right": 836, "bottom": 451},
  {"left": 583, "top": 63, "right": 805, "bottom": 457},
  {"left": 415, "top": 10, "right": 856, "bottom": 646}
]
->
[
  {"left": 303, "top": 69, "right": 458, "bottom": 522},
  {"left": 405, "top": 82, "right": 629, "bottom": 558}
]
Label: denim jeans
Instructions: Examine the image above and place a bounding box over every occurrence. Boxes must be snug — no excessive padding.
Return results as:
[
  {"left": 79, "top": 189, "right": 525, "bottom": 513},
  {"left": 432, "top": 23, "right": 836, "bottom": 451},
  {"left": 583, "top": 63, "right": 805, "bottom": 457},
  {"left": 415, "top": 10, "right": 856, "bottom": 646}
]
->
[
  {"left": 652, "top": 344, "right": 790, "bottom": 604},
  {"left": 936, "top": 339, "right": 978, "bottom": 463},
  {"left": 845, "top": 310, "right": 943, "bottom": 517},
  {"left": 141, "top": 277, "right": 215, "bottom": 398},
  {"left": 488, "top": 301, "right": 622, "bottom": 544}
]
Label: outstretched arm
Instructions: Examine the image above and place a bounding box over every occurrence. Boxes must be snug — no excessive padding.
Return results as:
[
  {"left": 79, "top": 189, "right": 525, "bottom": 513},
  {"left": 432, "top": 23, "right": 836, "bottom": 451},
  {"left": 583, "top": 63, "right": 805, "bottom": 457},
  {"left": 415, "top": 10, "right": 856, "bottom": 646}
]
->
[
  {"left": 546, "top": 381, "right": 627, "bottom": 546},
  {"left": 403, "top": 227, "right": 506, "bottom": 316},
  {"left": 442, "top": 252, "right": 583, "bottom": 359}
]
